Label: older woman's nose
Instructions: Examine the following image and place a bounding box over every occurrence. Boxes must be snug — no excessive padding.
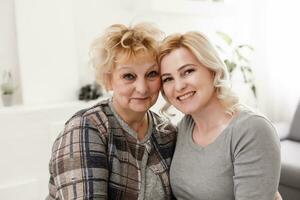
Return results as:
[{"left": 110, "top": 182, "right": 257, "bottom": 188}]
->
[{"left": 135, "top": 78, "right": 148, "bottom": 94}]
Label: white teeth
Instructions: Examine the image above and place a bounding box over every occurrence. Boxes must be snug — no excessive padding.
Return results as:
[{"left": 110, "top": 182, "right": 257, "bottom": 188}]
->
[{"left": 178, "top": 92, "right": 194, "bottom": 101}]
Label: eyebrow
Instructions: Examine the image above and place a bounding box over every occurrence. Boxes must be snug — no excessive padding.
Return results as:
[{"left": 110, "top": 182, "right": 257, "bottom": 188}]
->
[
  {"left": 117, "top": 63, "right": 158, "bottom": 71},
  {"left": 161, "top": 64, "right": 195, "bottom": 77},
  {"left": 147, "top": 63, "right": 158, "bottom": 70}
]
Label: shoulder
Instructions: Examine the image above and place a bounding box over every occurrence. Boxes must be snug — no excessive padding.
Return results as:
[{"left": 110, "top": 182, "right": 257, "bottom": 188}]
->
[
  {"left": 53, "top": 99, "right": 111, "bottom": 146},
  {"left": 177, "top": 115, "right": 193, "bottom": 134},
  {"left": 231, "top": 109, "right": 279, "bottom": 152},
  {"left": 65, "top": 99, "right": 111, "bottom": 130},
  {"left": 234, "top": 109, "right": 276, "bottom": 136}
]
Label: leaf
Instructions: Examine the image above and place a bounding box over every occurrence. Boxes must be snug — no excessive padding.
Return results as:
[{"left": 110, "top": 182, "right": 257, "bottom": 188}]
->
[
  {"left": 235, "top": 49, "right": 250, "bottom": 63},
  {"left": 243, "top": 66, "right": 253, "bottom": 72},
  {"left": 251, "top": 85, "right": 257, "bottom": 98},
  {"left": 216, "top": 31, "right": 257, "bottom": 100},
  {"left": 216, "top": 31, "right": 232, "bottom": 46},
  {"left": 240, "top": 66, "right": 248, "bottom": 83},
  {"left": 238, "top": 44, "right": 254, "bottom": 51},
  {"left": 224, "top": 59, "right": 236, "bottom": 73}
]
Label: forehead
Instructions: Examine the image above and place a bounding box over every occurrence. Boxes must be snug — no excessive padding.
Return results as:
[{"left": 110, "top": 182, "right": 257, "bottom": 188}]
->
[
  {"left": 161, "top": 47, "right": 199, "bottom": 71},
  {"left": 115, "top": 52, "right": 157, "bottom": 70}
]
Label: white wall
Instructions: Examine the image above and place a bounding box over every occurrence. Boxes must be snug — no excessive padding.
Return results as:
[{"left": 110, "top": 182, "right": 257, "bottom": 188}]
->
[
  {"left": 0, "top": 99, "right": 100, "bottom": 200},
  {"left": 265, "top": 0, "right": 300, "bottom": 121},
  {"left": 0, "top": 0, "right": 22, "bottom": 105},
  {"left": 14, "top": 0, "right": 79, "bottom": 105}
]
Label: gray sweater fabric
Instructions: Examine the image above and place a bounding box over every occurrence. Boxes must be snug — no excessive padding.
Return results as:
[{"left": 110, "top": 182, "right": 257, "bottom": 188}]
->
[{"left": 170, "top": 110, "right": 281, "bottom": 200}]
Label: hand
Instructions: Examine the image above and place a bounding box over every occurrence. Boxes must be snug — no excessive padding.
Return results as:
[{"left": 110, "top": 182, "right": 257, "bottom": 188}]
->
[{"left": 275, "top": 191, "right": 282, "bottom": 200}]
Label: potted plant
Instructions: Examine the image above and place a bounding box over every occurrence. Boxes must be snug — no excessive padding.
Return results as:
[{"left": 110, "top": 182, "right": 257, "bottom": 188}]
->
[
  {"left": 78, "top": 82, "right": 103, "bottom": 101},
  {"left": 216, "top": 31, "right": 257, "bottom": 106},
  {"left": 1, "top": 70, "right": 15, "bottom": 106}
]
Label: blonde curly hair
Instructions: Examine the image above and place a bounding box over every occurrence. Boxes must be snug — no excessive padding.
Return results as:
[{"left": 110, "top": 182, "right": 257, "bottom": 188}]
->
[
  {"left": 90, "top": 23, "right": 163, "bottom": 90},
  {"left": 157, "top": 31, "right": 239, "bottom": 116}
]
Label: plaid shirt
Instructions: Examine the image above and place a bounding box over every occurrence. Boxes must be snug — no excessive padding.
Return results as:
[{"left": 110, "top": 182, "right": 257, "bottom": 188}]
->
[{"left": 47, "top": 99, "right": 177, "bottom": 200}]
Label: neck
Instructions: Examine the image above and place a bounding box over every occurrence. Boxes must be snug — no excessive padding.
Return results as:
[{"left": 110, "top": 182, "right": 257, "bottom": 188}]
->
[
  {"left": 112, "top": 99, "right": 148, "bottom": 139},
  {"left": 191, "top": 96, "right": 232, "bottom": 134}
]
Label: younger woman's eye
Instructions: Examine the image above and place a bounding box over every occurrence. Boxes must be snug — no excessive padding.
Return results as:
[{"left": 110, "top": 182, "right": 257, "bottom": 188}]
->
[
  {"left": 123, "top": 73, "right": 135, "bottom": 80},
  {"left": 162, "top": 77, "right": 173, "bottom": 83},
  {"left": 147, "top": 70, "right": 159, "bottom": 78},
  {"left": 183, "top": 68, "right": 195, "bottom": 76}
]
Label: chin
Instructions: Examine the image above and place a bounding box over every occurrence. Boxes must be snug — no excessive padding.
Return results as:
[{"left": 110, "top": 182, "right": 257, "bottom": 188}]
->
[
  {"left": 130, "top": 105, "right": 151, "bottom": 113},
  {"left": 180, "top": 109, "right": 193, "bottom": 115},
  {"left": 175, "top": 105, "right": 195, "bottom": 115}
]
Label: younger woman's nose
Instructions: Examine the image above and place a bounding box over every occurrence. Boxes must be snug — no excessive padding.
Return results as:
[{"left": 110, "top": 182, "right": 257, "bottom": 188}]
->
[{"left": 175, "top": 78, "right": 186, "bottom": 92}]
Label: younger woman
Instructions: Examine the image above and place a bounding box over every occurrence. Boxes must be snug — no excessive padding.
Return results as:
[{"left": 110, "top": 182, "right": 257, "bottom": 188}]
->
[{"left": 158, "top": 31, "right": 281, "bottom": 200}]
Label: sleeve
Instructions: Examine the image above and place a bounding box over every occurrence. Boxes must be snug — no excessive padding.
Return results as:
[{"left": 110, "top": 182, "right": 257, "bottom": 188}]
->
[
  {"left": 232, "top": 116, "right": 281, "bottom": 200},
  {"left": 47, "top": 116, "right": 109, "bottom": 200}
]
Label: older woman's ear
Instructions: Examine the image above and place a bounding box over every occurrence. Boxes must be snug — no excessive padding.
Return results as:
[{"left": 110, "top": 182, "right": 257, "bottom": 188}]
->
[{"left": 103, "top": 72, "right": 113, "bottom": 91}]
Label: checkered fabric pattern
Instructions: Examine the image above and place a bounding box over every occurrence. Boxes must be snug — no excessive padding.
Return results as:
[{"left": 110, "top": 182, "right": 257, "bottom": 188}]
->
[{"left": 46, "top": 99, "right": 177, "bottom": 200}]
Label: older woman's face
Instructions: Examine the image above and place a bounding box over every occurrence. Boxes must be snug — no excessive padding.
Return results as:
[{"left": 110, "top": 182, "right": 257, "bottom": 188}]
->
[
  {"left": 160, "top": 47, "right": 215, "bottom": 115},
  {"left": 109, "top": 54, "right": 161, "bottom": 115}
]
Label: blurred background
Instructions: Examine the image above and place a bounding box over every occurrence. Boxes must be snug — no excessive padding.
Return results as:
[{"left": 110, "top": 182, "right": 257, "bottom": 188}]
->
[{"left": 0, "top": 0, "right": 300, "bottom": 199}]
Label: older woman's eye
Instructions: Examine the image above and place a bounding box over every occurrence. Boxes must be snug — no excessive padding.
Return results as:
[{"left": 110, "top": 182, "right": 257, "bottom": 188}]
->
[
  {"left": 147, "top": 71, "right": 159, "bottom": 79},
  {"left": 123, "top": 73, "right": 135, "bottom": 80}
]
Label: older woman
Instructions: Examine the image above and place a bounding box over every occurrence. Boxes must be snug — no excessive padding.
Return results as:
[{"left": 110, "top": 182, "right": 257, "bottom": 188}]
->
[
  {"left": 46, "top": 23, "right": 176, "bottom": 200},
  {"left": 158, "top": 32, "right": 281, "bottom": 200}
]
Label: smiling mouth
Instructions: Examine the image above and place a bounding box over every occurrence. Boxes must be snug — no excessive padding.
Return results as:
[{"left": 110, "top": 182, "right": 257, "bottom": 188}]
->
[
  {"left": 177, "top": 92, "right": 195, "bottom": 101},
  {"left": 132, "top": 97, "right": 149, "bottom": 101}
]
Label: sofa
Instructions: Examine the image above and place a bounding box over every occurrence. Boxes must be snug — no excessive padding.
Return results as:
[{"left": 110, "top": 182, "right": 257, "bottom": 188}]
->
[{"left": 276, "top": 101, "right": 300, "bottom": 200}]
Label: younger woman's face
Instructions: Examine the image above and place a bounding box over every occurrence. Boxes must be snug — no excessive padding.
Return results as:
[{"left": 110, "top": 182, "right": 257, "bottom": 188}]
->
[
  {"left": 160, "top": 47, "right": 215, "bottom": 115},
  {"left": 109, "top": 54, "right": 161, "bottom": 115}
]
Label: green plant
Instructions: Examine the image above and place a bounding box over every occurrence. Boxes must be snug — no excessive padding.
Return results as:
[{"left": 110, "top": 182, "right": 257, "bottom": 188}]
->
[
  {"left": 216, "top": 31, "right": 257, "bottom": 98},
  {"left": 1, "top": 70, "right": 15, "bottom": 95},
  {"left": 78, "top": 82, "right": 103, "bottom": 101}
]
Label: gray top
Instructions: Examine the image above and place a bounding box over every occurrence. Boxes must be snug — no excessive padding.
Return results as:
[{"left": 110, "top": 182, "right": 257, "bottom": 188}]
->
[
  {"left": 170, "top": 110, "right": 281, "bottom": 200},
  {"left": 109, "top": 100, "right": 165, "bottom": 200}
]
